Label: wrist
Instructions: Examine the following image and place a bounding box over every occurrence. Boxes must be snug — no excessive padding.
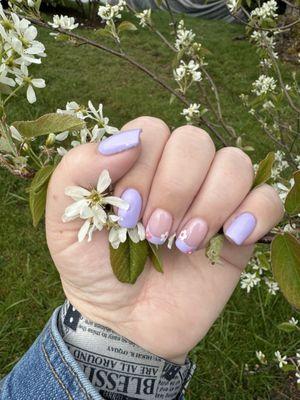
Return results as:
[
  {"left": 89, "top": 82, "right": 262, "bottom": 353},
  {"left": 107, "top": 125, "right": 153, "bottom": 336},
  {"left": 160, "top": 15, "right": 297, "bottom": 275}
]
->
[
  {"left": 59, "top": 300, "right": 195, "bottom": 400},
  {"left": 65, "top": 292, "right": 188, "bottom": 365}
]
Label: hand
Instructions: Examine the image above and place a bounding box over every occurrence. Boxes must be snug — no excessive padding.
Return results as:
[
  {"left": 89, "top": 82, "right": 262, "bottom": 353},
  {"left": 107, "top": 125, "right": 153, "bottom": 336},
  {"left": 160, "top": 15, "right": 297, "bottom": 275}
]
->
[{"left": 46, "top": 117, "right": 283, "bottom": 364}]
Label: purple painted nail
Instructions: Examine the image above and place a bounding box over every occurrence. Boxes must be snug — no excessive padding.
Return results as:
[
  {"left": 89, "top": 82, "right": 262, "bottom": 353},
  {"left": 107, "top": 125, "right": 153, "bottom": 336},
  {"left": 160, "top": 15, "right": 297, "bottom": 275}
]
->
[
  {"left": 98, "top": 128, "right": 142, "bottom": 155},
  {"left": 225, "top": 212, "right": 257, "bottom": 245},
  {"left": 118, "top": 189, "right": 142, "bottom": 228}
]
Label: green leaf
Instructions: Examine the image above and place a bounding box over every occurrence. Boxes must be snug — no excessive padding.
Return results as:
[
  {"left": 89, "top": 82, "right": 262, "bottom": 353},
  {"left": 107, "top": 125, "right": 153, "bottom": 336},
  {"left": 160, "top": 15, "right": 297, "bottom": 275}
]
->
[
  {"left": 285, "top": 171, "right": 300, "bottom": 215},
  {"left": 148, "top": 243, "right": 164, "bottom": 273},
  {"left": 110, "top": 238, "right": 149, "bottom": 284},
  {"left": 12, "top": 113, "right": 84, "bottom": 139},
  {"left": 29, "top": 165, "right": 55, "bottom": 194},
  {"left": 29, "top": 185, "right": 47, "bottom": 228},
  {"left": 277, "top": 322, "right": 298, "bottom": 333},
  {"left": 253, "top": 152, "right": 275, "bottom": 188},
  {"left": 205, "top": 234, "right": 224, "bottom": 265},
  {"left": 272, "top": 233, "right": 300, "bottom": 309},
  {"left": 118, "top": 21, "right": 138, "bottom": 33},
  {"left": 28, "top": 165, "right": 55, "bottom": 227}
]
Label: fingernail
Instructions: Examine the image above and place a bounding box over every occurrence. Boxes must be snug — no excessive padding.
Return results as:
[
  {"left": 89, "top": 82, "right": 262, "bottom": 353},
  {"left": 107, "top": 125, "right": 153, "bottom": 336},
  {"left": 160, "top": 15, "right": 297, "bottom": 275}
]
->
[
  {"left": 118, "top": 189, "right": 142, "bottom": 228},
  {"left": 98, "top": 128, "right": 142, "bottom": 155},
  {"left": 224, "top": 212, "right": 256, "bottom": 245},
  {"left": 175, "top": 218, "right": 208, "bottom": 254},
  {"left": 146, "top": 209, "right": 172, "bottom": 245}
]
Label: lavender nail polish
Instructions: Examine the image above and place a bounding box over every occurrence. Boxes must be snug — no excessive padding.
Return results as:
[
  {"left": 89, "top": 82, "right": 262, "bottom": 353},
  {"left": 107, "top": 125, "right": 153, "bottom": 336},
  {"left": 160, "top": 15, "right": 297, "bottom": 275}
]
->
[
  {"left": 118, "top": 189, "right": 142, "bottom": 228},
  {"left": 98, "top": 129, "right": 142, "bottom": 155},
  {"left": 225, "top": 212, "right": 256, "bottom": 245}
]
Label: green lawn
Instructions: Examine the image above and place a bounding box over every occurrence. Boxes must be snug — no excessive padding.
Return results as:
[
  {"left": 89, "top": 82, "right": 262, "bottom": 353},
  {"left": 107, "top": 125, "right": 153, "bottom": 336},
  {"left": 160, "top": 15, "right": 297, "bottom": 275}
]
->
[{"left": 1, "top": 10, "right": 299, "bottom": 399}]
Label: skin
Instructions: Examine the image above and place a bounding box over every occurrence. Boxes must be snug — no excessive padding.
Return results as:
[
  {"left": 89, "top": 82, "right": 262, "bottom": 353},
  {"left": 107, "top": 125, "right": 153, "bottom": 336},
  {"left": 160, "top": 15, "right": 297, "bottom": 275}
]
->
[{"left": 46, "top": 116, "right": 284, "bottom": 365}]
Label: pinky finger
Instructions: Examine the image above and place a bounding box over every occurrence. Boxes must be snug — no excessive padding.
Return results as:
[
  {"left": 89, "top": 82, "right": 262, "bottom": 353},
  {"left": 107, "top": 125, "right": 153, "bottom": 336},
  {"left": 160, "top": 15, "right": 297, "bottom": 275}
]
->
[{"left": 223, "top": 184, "right": 284, "bottom": 246}]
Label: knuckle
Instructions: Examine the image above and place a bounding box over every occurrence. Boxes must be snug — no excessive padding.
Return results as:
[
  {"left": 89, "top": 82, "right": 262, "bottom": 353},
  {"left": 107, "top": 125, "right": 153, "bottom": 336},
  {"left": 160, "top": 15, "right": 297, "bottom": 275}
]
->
[
  {"left": 260, "top": 184, "right": 285, "bottom": 218},
  {"left": 172, "top": 126, "right": 215, "bottom": 154},
  {"left": 218, "top": 146, "right": 253, "bottom": 175},
  {"left": 125, "top": 116, "right": 170, "bottom": 139}
]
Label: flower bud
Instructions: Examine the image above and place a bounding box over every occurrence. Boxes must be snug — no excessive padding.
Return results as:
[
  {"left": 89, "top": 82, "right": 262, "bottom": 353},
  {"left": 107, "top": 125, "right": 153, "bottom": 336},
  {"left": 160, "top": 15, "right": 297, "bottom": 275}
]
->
[{"left": 46, "top": 133, "right": 56, "bottom": 147}]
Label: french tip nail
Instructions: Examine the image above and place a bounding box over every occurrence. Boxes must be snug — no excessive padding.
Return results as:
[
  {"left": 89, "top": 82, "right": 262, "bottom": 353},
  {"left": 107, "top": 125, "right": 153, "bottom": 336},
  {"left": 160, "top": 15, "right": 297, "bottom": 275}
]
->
[
  {"left": 98, "top": 128, "right": 142, "bottom": 155},
  {"left": 175, "top": 239, "right": 195, "bottom": 254}
]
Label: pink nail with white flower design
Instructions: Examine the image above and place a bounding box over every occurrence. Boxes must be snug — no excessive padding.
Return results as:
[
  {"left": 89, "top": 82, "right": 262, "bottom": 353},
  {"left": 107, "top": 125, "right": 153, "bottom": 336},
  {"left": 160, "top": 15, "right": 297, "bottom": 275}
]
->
[
  {"left": 146, "top": 209, "right": 172, "bottom": 245},
  {"left": 175, "top": 218, "right": 208, "bottom": 254}
]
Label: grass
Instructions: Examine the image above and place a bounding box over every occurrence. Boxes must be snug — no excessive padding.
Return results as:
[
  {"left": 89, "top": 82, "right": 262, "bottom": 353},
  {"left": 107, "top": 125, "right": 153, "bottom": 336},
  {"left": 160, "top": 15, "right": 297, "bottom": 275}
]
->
[{"left": 1, "top": 10, "right": 300, "bottom": 399}]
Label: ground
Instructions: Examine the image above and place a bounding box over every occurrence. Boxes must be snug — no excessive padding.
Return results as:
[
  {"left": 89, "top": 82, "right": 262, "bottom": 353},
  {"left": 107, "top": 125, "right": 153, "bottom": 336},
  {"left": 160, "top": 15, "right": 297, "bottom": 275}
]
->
[{"left": 0, "top": 11, "right": 300, "bottom": 400}]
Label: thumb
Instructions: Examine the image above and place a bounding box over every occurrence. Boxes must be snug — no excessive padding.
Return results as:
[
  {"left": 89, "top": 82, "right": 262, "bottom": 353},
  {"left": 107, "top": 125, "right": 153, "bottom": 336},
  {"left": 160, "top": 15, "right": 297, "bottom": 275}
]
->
[{"left": 46, "top": 129, "right": 142, "bottom": 226}]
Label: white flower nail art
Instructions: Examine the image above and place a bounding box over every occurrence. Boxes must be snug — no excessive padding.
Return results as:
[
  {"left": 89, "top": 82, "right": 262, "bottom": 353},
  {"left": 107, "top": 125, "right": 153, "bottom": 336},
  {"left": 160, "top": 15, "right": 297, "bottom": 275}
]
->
[
  {"left": 160, "top": 232, "right": 169, "bottom": 242},
  {"left": 178, "top": 229, "right": 188, "bottom": 241}
]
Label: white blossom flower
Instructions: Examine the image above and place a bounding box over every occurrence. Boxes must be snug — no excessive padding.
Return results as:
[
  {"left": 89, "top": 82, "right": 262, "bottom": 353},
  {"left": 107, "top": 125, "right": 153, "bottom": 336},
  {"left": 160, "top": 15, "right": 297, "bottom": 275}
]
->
[
  {"left": 251, "top": 0, "right": 278, "bottom": 20},
  {"left": 57, "top": 101, "right": 87, "bottom": 120},
  {"left": 240, "top": 272, "right": 261, "bottom": 293},
  {"left": 175, "top": 20, "right": 195, "bottom": 51},
  {"left": 283, "top": 223, "right": 297, "bottom": 234},
  {"left": 256, "top": 350, "right": 267, "bottom": 364},
  {"left": 174, "top": 60, "right": 202, "bottom": 82},
  {"left": 181, "top": 103, "right": 200, "bottom": 122},
  {"left": 109, "top": 222, "right": 145, "bottom": 249},
  {"left": 49, "top": 15, "right": 79, "bottom": 31},
  {"left": 252, "top": 75, "right": 276, "bottom": 96},
  {"left": 296, "top": 372, "right": 300, "bottom": 384},
  {"left": 14, "top": 64, "right": 45, "bottom": 103},
  {"left": 272, "top": 179, "right": 293, "bottom": 202},
  {"left": 87, "top": 101, "right": 119, "bottom": 134},
  {"left": 62, "top": 170, "right": 129, "bottom": 242},
  {"left": 274, "top": 351, "right": 288, "bottom": 368},
  {"left": 136, "top": 9, "right": 151, "bottom": 28},
  {"left": 98, "top": 1, "right": 126, "bottom": 21},
  {"left": 227, "top": 0, "right": 238, "bottom": 14},
  {"left": 289, "top": 317, "right": 299, "bottom": 326},
  {"left": 265, "top": 278, "right": 279, "bottom": 295}
]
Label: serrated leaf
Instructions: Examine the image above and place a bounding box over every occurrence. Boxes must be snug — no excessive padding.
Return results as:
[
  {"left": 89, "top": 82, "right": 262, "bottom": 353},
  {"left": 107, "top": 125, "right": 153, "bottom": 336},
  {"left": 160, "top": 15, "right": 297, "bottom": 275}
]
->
[
  {"left": 271, "top": 233, "right": 300, "bottom": 309},
  {"left": 110, "top": 238, "right": 148, "bottom": 284},
  {"left": 29, "top": 165, "right": 55, "bottom": 193},
  {"left": 277, "top": 322, "right": 298, "bottom": 333},
  {"left": 253, "top": 152, "right": 275, "bottom": 187},
  {"left": 12, "top": 113, "right": 84, "bottom": 139},
  {"left": 148, "top": 243, "right": 164, "bottom": 273},
  {"left": 206, "top": 234, "right": 224, "bottom": 265},
  {"left": 118, "top": 21, "right": 137, "bottom": 33},
  {"left": 29, "top": 185, "right": 47, "bottom": 227},
  {"left": 285, "top": 171, "right": 300, "bottom": 215}
]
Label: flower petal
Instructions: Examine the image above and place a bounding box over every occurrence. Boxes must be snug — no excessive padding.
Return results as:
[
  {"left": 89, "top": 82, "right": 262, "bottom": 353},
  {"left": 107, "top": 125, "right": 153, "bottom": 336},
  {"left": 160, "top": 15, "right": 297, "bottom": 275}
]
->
[
  {"left": 97, "top": 169, "right": 111, "bottom": 193},
  {"left": 65, "top": 186, "right": 91, "bottom": 200},
  {"left": 78, "top": 220, "right": 90, "bottom": 242},
  {"left": 27, "top": 84, "right": 36, "bottom": 104},
  {"left": 103, "top": 196, "right": 129, "bottom": 210}
]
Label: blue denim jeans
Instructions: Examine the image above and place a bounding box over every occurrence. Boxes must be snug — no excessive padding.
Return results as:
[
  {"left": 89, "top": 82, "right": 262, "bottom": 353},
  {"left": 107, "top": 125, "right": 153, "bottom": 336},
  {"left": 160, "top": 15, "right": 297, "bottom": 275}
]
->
[
  {"left": 0, "top": 307, "right": 103, "bottom": 399},
  {"left": 0, "top": 307, "right": 186, "bottom": 400}
]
